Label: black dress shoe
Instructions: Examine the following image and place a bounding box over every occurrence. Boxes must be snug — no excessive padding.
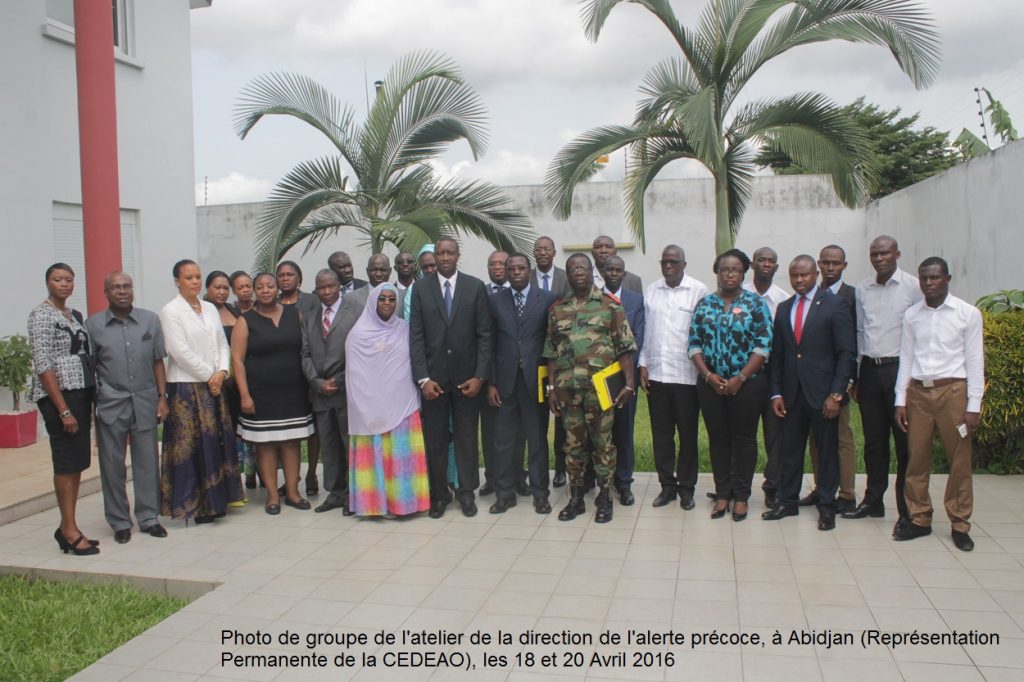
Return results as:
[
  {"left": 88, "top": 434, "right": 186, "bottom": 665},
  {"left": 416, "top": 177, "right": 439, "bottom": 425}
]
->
[
  {"left": 515, "top": 479, "right": 530, "bottom": 496},
  {"left": 680, "top": 493, "right": 695, "bottom": 511},
  {"left": 141, "top": 524, "right": 167, "bottom": 538},
  {"left": 818, "top": 514, "right": 836, "bottom": 531},
  {"left": 194, "top": 514, "right": 216, "bottom": 524},
  {"left": 618, "top": 487, "right": 635, "bottom": 506},
  {"left": 952, "top": 530, "right": 974, "bottom": 552},
  {"left": 652, "top": 490, "right": 677, "bottom": 507},
  {"left": 533, "top": 498, "right": 552, "bottom": 514},
  {"left": 315, "top": 498, "right": 345, "bottom": 513},
  {"left": 489, "top": 497, "right": 517, "bottom": 514},
  {"left": 428, "top": 501, "right": 447, "bottom": 519},
  {"left": 798, "top": 489, "right": 820, "bottom": 507},
  {"left": 284, "top": 497, "right": 311, "bottom": 511},
  {"left": 706, "top": 491, "right": 718, "bottom": 500},
  {"left": 552, "top": 472, "right": 566, "bottom": 488},
  {"left": 764, "top": 492, "right": 778, "bottom": 509},
  {"left": 460, "top": 500, "right": 478, "bottom": 517},
  {"left": 842, "top": 502, "right": 884, "bottom": 519},
  {"left": 342, "top": 506, "right": 356, "bottom": 516},
  {"left": 835, "top": 497, "right": 856, "bottom": 514},
  {"left": 114, "top": 529, "right": 131, "bottom": 544},
  {"left": 479, "top": 482, "right": 495, "bottom": 496},
  {"left": 761, "top": 505, "right": 799, "bottom": 521},
  {"left": 893, "top": 521, "right": 932, "bottom": 541},
  {"left": 264, "top": 504, "right": 281, "bottom": 516},
  {"left": 892, "top": 516, "right": 910, "bottom": 536}
]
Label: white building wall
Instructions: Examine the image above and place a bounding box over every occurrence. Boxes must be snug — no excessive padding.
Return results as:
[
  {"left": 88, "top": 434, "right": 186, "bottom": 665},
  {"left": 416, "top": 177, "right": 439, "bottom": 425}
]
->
[
  {"left": 866, "top": 138, "right": 1024, "bottom": 303},
  {"left": 0, "top": 0, "right": 201, "bottom": 338},
  {"left": 197, "top": 174, "right": 869, "bottom": 295}
]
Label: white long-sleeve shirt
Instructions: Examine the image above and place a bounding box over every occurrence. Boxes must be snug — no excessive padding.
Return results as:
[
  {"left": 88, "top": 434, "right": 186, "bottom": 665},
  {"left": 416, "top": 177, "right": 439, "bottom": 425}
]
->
[
  {"left": 856, "top": 268, "right": 924, "bottom": 359},
  {"left": 159, "top": 295, "right": 230, "bottom": 383},
  {"left": 638, "top": 275, "right": 709, "bottom": 385},
  {"left": 894, "top": 294, "right": 984, "bottom": 413}
]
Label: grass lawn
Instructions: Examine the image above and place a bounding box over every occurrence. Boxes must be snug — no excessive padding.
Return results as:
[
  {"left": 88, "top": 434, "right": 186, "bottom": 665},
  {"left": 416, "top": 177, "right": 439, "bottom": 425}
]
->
[{"left": 0, "top": 575, "right": 187, "bottom": 682}]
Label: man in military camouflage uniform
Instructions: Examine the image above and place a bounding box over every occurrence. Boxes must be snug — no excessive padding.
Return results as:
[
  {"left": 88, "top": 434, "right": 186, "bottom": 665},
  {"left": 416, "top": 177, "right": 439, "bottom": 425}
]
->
[{"left": 544, "top": 253, "right": 637, "bottom": 523}]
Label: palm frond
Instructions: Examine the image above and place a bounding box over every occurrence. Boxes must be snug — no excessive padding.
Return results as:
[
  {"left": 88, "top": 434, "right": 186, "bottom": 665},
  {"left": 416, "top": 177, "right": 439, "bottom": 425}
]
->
[
  {"left": 672, "top": 86, "right": 724, "bottom": 169},
  {"left": 635, "top": 58, "right": 702, "bottom": 125},
  {"left": 545, "top": 125, "right": 651, "bottom": 220},
  {"left": 234, "top": 72, "right": 362, "bottom": 174},
  {"left": 730, "top": 92, "right": 877, "bottom": 207},
  {"left": 423, "top": 179, "right": 535, "bottom": 256},
  {"left": 723, "top": 141, "right": 757, "bottom": 238},
  {"left": 623, "top": 130, "right": 700, "bottom": 252}
]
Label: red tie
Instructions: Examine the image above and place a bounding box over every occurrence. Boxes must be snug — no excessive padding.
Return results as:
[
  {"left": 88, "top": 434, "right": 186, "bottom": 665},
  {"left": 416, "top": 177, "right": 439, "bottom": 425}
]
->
[
  {"left": 793, "top": 295, "right": 807, "bottom": 344},
  {"left": 323, "top": 308, "right": 333, "bottom": 337}
]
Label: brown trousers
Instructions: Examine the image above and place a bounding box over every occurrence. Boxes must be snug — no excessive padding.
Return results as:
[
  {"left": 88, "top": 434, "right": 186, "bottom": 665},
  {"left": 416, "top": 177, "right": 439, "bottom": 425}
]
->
[
  {"left": 808, "top": 404, "right": 856, "bottom": 501},
  {"left": 905, "top": 380, "right": 973, "bottom": 532}
]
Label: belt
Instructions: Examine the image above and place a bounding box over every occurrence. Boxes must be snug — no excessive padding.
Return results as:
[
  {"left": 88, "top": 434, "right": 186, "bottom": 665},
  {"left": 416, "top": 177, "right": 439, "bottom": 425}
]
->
[
  {"left": 911, "top": 378, "right": 965, "bottom": 388},
  {"left": 861, "top": 356, "right": 899, "bottom": 366}
]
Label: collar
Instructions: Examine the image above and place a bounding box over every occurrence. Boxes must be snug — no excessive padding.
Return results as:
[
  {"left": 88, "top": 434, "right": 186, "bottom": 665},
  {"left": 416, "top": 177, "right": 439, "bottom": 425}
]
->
[
  {"left": 321, "top": 299, "right": 340, "bottom": 315},
  {"left": 104, "top": 307, "right": 136, "bottom": 324},
  {"left": 657, "top": 275, "right": 691, "bottom": 290},
  {"left": 604, "top": 286, "right": 622, "bottom": 298},
  {"left": 439, "top": 271, "right": 458, "bottom": 287},
  {"left": 536, "top": 265, "right": 554, "bottom": 276},
  {"left": 512, "top": 283, "right": 531, "bottom": 298},
  {"left": 797, "top": 285, "right": 819, "bottom": 301},
  {"left": 872, "top": 267, "right": 909, "bottom": 287},
  {"left": 827, "top": 280, "right": 843, "bottom": 294}
]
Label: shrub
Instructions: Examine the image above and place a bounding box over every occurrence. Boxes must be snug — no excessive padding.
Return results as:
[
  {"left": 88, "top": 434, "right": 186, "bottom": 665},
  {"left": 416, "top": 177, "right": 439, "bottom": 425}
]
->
[
  {"left": 975, "top": 310, "right": 1024, "bottom": 473},
  {"left": 0, "top": 334, "right": 32, "bottom": 411},
  {"left": 977, "top": 289, "right": 1024, "bottom": 313}
]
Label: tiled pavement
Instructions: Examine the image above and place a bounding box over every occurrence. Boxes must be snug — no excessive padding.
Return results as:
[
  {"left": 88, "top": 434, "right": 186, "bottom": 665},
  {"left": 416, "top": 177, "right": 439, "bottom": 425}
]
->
[{"left": 2, "top": 471, "right": 1024, "bottom": 681}]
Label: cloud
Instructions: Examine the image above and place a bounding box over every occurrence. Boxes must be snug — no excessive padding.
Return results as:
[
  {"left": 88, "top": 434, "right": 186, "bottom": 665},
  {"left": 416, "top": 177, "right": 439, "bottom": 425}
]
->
[{"left": 196, "top": 172, "right": 272, "bottom": 205}]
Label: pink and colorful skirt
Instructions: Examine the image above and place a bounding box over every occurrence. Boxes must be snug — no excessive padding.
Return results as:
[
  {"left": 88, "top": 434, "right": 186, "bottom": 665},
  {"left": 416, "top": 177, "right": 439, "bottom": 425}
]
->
[{"left": 348, "top": 411, "right": 430, "bottom": 517}]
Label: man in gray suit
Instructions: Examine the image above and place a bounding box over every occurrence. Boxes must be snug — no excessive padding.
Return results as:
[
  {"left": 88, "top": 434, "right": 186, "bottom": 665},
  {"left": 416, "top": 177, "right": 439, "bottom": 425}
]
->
[
  {"left": 301, "top": 269, "right": 362, "bottom": 514},
  {"left": 591, "top": 235, "right": 642, "bottom": 294},
  {"left": 531, "top": 235, "right": 568, "bottom": 294},
  {"left": 86, "top": 272, "right": 168, "bottom": 543}
]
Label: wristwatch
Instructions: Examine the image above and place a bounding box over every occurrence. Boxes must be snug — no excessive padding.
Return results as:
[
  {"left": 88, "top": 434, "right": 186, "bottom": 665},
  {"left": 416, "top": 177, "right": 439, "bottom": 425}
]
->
[
  {"left": 830, "top": 392, "right": 844, "bottom": 403},
  {"left": 60, "top": 409, "right": 72, "bottom": 418}
]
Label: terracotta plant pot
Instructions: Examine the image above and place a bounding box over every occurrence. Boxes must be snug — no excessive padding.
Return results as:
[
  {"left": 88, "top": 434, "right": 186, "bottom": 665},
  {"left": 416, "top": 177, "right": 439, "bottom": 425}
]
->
[{"left": 0, "top": 410, "right": 38, "bottom": 448}]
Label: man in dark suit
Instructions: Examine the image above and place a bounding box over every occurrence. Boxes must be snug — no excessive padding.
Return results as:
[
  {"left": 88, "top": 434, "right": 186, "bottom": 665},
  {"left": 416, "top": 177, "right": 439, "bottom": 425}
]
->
[
  {"left": 601, "top": 255, "right": 645, "bottom": 506},
  {"left": 762, "top": 255, "right": 856, "bottom": 530},
  {"left": 480, "top": 250, "right": 509, "bottom": 497},
  {"left": 802, "top": 245, "right": 858, "bottom": 513},
  {"left": 409, "top": 237, "right": 492, "bottom": 518},
  {"left": 328, "top": 250, "right": 368, "bottom": 293},
  {"left": 301, "top": 269, "right": 362, "bottom": 514},
  {"left": 531, "top": 235, "right": 570, "bottom": 488},
  {"left": 591, "top": 235, "right": 642, "bottom": 294},
  {"left": 487, "top": 253, "right": 559, "bottom": 514}
]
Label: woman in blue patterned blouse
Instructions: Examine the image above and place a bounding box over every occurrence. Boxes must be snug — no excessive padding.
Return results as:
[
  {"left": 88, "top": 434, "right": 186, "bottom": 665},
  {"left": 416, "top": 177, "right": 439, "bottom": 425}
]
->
[{"left": 688, "top": 249, "right": 772, "bottom": 522}]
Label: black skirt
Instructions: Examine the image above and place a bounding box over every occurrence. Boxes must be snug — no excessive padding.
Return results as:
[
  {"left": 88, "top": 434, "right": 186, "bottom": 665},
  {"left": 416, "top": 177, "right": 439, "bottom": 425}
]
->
[{"left": 38, "top": 388, "right": 94, "bottom": 474}]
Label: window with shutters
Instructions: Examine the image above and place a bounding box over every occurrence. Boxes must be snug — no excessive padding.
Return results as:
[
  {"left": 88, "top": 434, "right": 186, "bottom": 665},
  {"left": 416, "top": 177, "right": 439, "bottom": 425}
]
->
[{"left": 52, "top": 201, "right": 139, "bottom": 311}]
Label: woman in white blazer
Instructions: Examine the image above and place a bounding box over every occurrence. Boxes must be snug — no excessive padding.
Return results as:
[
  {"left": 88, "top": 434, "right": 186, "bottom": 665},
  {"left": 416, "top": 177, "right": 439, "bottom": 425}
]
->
[{"left": 159, "top": 259, "right": 244, "bottom": 523}]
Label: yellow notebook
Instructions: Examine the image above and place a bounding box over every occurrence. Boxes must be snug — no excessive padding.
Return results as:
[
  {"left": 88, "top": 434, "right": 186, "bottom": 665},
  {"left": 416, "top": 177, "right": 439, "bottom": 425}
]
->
[
  {"left": 592, "top": 361, "right": 626, "bottom": 411},
  {"left": 537, "top": 365, "right": 549, "bottom": 403}
]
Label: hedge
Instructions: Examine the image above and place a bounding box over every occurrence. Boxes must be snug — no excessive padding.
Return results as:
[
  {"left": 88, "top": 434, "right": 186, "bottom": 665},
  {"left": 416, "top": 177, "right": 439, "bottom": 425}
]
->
[{"left": 975, "top": 310, "right": 1024, "bottom": 473}]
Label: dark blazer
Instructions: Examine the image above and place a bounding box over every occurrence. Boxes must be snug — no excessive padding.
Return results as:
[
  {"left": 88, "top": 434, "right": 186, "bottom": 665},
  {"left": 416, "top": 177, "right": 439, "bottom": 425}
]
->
[
  {"left": 531, "top": 266, "right": 569, "bottom": 295},
  {"left": 488, "top": 286, "right": 559, "bottom": 399},
  {"left": 349, "top": 278, "right": 368, "bottom": 290},
  {"left": 769, "top": 289, "right": 856, "bottom": 410},
  {"left": 300, "top": 296, "right": 362, "bottom": 410},
  {"left": 834, "top": 281, "right": 857, "bottom": 330},
  {"left": 410, "top": 271, "right": 492, "bottom": 388},
  {"left": 623, "top": 271, "right": 643, "bottom": 295},
  {"left": 612, "top": 288, "right": 645, "bottom": 359}
]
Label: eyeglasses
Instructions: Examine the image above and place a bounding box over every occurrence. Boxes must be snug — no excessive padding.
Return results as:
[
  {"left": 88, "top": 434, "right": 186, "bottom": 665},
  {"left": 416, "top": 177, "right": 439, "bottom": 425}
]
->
[
  {"left": 377, "top": 295, "right": 398, "bottom": 303},
  {"left": 718, "top": 267, "right": 744, "bottom": 275},
  {"left": 108, "top": 284, "right": 133, "bottom": 291},
  {"left": 659, "top": 259, "right": 683, "bottom": 265},
  {"left": 395, "top": 258, "right": 414, "bottom": 265}
]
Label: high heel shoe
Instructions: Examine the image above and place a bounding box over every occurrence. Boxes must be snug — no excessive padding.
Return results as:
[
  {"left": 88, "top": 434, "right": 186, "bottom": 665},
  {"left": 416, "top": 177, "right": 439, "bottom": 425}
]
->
[
  {"left": 732, "top": 502, "right": 748, "bottom": 522},
  {"left": 54, "top": 528, "right": 100, "bottom": 556},
  {"left": 710, "top": 501, "right": 729, "bottom": 519}
]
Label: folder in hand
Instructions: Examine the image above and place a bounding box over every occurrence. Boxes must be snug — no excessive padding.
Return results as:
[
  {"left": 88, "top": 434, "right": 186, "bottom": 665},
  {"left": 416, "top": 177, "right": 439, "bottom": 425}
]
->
[
  {"left": 537, "top": 365, "right": 549, "bottom": 403},
  {"left": 592, "top": 361, "right": 626, "bottom": 411}
]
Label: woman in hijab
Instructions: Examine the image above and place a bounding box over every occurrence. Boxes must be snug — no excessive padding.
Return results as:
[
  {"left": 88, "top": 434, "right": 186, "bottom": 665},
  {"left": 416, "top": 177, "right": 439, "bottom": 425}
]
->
[{"left": 345, "top": 283, "right": 429, "bottom": 517}]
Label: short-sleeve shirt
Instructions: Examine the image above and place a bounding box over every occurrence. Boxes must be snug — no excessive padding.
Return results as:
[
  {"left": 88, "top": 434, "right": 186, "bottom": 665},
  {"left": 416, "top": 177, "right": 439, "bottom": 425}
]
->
[
  {"left": 28, "top": 302, "right": 91, "bottom": 403},
  {"left": 85, "top": 307, "right": 166, "bottom": 428},
  {"left": 542, "top": 288, "right": 637, "bottom": 390},
  {"left": 687, "top": 290, "right": 772, "bottom": 378}
]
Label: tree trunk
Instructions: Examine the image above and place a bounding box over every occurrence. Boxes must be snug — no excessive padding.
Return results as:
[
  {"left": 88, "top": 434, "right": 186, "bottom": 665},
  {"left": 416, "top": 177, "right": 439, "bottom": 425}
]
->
[{"left": 714, "top": 174, "right": 732, "bottom": 255}]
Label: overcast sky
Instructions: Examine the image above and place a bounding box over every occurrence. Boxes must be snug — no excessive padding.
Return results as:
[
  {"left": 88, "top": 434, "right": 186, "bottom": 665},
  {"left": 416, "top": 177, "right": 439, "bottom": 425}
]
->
[{"left": 191, "top": 0, "right": 1024, "bottom": 205}]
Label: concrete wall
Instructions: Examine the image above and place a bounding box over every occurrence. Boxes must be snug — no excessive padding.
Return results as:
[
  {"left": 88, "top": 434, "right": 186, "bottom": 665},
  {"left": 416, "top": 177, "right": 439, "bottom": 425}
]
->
[
  {"left": 197, "top": 174, "right": 869, "bottom": 295},
  {"left": 866, "top": 138, "right": 1024, "bottom": 303},
  {"left": 0, "top": 0, "right": 201, "bottom": 339}
]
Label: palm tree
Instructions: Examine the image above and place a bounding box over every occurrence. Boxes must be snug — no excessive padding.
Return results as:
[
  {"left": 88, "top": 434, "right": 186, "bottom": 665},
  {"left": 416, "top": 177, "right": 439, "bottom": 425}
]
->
[
  {"left": 235, "top": 52, "right": 534, "bottom": 271},
  {"left": 546, "top": 0, "right": 941, "bottom": 254}
]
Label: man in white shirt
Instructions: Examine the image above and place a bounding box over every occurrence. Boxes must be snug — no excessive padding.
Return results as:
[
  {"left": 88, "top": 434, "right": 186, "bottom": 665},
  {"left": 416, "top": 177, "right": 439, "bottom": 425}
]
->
[
  {"left": 844, "top": 236, "right": 924, "bottom": 532},
  {"left": 640, "top": 245, "right": 708, "bottom": 510},
  {"left": 893, "top": 257, "right": 983, "bottom": 551},
  {"left": 742, "top": 246, "right": 789, "bottom": 508}
]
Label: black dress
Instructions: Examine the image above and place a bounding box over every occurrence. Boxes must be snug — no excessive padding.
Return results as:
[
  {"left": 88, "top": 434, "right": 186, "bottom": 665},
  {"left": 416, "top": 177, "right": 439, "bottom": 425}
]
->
[{"left": 236, "top": 305, "right": 314, "bottom": 442}]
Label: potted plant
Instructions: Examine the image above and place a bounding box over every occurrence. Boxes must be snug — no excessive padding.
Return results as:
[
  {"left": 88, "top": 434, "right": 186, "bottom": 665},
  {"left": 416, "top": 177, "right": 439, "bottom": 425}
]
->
[{"left": 0, "top": 334, "right": 37, "bottom": 448}]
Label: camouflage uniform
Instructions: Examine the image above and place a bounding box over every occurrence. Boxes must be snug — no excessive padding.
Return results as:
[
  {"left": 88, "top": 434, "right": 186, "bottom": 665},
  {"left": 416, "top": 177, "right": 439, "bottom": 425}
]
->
[{"left": 543, "top": 287, "right": 637, "bottom": 485}]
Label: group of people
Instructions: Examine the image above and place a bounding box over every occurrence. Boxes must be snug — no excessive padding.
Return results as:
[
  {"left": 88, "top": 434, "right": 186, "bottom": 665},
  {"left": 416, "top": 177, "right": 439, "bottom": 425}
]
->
[{"left": 29, "top": 231, "right": 983, "bottom": 555}]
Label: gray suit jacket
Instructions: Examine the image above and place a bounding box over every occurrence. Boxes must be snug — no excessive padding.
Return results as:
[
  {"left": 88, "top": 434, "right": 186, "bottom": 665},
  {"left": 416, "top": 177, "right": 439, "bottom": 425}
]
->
[
  {"left": 623, "top": 271, "right": 643, "bottom": 295},
  {"left": 301, "top": 296, "right": 362, "bottom": 411},
  {"left": 530, "top": 266, "right": 569, "bottom": 295}
]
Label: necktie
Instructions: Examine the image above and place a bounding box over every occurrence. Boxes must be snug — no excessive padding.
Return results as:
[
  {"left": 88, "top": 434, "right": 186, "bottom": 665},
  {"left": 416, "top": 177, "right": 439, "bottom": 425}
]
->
[
  {"left": 444, "top": 280, "right": 453, "bottom": 319},
  {"left": 542, "top": 274, "right": 549, "bottom": 291},
  {"left": 793, "top": 295, "right": 807, "bottom": 344},
  {"left": 514, "top": 291, "right": 525, "bottom": 318},
  {"left": 323, "top": 307, "right": 333, "bottom": 337}
]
